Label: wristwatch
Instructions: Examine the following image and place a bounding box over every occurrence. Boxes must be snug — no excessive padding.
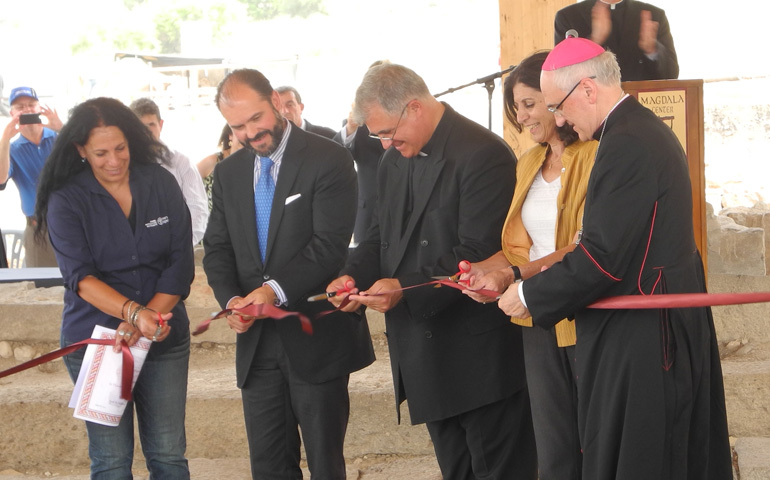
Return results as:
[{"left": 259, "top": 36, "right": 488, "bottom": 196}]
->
[{"left": 510, "top": 265, "right": 522, "bottom": 283}]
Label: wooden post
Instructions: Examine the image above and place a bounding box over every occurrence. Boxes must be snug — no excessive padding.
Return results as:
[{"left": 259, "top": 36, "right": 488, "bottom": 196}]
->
[{"left": 499, "top": 0, "right": 575, "bottom": 157}]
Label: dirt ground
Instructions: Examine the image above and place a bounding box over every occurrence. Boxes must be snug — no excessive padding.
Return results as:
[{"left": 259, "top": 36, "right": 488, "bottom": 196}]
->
[{"left": 0, "top": 454, "right": 442, "bottom": 480}]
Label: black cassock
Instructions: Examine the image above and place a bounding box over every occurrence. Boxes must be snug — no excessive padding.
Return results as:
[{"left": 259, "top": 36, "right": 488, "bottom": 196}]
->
[{"left": 523, "top": 96, "right": 732, "bottom": 480}]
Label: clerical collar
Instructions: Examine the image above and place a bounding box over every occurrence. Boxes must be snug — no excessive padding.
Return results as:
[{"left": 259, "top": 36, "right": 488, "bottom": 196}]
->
[
  {"left": 593, "top": 92, "right": 630, "bottom": 142},
  {"left": 599, "top": 0, "right": 624, "bottom": 10}
]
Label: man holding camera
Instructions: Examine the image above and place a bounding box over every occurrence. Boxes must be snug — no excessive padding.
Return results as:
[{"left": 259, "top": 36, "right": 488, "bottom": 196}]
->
[{"left": 0, "top": 86, "right": 63, "bottom": 267}]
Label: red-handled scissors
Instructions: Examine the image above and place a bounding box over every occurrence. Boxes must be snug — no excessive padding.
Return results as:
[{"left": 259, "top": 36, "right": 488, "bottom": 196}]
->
[{"left": 432, "top": 260, "right": 471, "bottom": 284}]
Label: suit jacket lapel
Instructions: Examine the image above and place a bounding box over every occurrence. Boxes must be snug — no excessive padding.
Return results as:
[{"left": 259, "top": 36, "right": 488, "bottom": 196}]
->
[{"left": 232, "top": 152, "right": 263, "bottom": 268}]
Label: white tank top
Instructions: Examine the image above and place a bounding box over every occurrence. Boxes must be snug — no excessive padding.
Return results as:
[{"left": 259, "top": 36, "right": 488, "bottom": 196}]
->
[{"left": 521, "top": 169, "right": 561, "bottom": 261}]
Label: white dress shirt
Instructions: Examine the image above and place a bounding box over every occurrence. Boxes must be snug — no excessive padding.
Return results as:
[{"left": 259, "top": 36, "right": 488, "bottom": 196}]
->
[{"left": 162, "top": 146, "right": 209, "bottom": 245}]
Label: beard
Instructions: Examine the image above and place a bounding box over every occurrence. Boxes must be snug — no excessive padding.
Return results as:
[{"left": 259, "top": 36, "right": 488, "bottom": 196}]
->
[{"left": 242, "top": 112, "right": 286, "bottom": 157}]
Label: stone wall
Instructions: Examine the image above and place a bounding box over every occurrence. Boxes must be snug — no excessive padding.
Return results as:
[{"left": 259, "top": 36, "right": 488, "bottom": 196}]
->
[{"left": 708, "top": 202, "right": 769, "bottom": 276}]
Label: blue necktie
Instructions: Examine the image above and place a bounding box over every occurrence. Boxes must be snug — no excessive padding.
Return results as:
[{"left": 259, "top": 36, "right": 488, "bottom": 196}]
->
[{"left": 255, "top": 157, "right": 275, "bottom": 262}]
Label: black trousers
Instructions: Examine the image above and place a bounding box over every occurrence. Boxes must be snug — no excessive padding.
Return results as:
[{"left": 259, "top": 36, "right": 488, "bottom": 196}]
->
[
  {"left": 425, "top": 388, "right": 537, "bottom": 480},
  {"left": 240, "top": 320, "right": 350, "bottom": 480}
]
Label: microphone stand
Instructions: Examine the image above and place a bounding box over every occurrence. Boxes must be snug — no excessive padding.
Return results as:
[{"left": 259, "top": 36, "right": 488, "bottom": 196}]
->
[{"left": 434, "top": 65, "right": 516, "bottom": 130}]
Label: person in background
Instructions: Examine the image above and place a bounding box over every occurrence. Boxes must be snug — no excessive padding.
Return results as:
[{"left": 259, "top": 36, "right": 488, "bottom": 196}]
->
[
  {"left": 275, "top": 85, "right": 336, "bottom": 139},
  {"left": 197, "top": 123, "right": 242, "bottom": 211},
  {"left": 203, "top": 68, "right": 374, "bottom": 479},
  {"left": 554, "top": 0, "right": 679, "bottom": 81},
  {"left": 461, "top": 50, "right": 597, "bottom": 480},
  {"left": 130, "top": 98, "right": 208, "bottom": 245},
  {"left": 34, "top": 97, "right": 194, "bottom": 479},
  {"left": 328, "top": 63, "right": 537, "bottom": 480},
  {"left": 0, "top": 86, "right": 63, "bottom": 266},
  {"left": 332, "top": 60, "right": 388, "bottom": 247},
  {"left": 499, "top": 37, "right": 731, "bottom": 479}
]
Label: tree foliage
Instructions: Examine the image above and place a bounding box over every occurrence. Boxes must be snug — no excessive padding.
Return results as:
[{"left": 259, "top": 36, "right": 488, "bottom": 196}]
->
[
  {"left": 154, "top": 6, "right": 205, "bottom": 54},
  {"left": 238, "top": 0, "right": 326, "bottom": 21}
]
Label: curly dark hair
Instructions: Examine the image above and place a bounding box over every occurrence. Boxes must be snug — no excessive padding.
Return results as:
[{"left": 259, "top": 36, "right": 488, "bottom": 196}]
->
[
  {"left": 503, "top": 50, "right": 579, "bottom": 147},
  {"left": 34, "top": 97, "right": 169, "bottom": 242}
]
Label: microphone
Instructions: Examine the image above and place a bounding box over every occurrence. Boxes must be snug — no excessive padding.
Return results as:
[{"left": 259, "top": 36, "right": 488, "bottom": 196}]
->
[{"left": 565, "top": 29, "right": 579, "bottom": 39}]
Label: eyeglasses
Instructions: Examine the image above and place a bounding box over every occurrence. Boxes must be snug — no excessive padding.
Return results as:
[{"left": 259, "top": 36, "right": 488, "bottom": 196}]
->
[
  {"left": 547, "top": 76, "right": 596, "bottom": 115},
  {"left": 368, "top": 102, "right": 410, "bottom": 141}
]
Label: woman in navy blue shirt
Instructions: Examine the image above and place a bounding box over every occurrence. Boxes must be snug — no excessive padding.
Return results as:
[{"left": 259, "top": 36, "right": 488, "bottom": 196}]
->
[{"left": 34, "top": 97, "right": 194, "bottom": 479}]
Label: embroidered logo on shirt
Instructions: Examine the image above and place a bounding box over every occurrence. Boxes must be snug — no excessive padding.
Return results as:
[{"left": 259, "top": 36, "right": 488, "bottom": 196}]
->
[{"left": 145, "top": 216, "right": 170, "bottom": 228}]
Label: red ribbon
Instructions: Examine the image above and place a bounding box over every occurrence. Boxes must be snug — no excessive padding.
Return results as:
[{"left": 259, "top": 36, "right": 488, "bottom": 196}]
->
[
  {"left": 313, "top": 277, "right": 502, "bottom": 319},
  {"left": 0, "top": 338, "right": 135, "bottom": 401},
  {"left": 588, "top": 291, "right": 770, "bottom": 309},
  {"left": 193, "top": 303, "right": 313, "bottom": 336}
]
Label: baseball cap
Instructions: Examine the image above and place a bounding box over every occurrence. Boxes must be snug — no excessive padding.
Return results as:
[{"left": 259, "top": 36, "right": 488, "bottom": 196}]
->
[{"left": 9, "top": 87, "right": 39, "bottom": 106}]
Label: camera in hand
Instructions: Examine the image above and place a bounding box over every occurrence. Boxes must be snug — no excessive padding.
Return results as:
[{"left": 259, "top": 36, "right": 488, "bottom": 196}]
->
[{"left": 19, "top": 113, "right": 42, "bottom": 125}]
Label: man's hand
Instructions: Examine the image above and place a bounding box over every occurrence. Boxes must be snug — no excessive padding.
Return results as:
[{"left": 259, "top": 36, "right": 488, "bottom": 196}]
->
[
  {"left": 226, "top": 286, "right": 277, "bottom": 333},
  {"left": 590, "top": 0, "right": 612, "bottom": 45},
  {"left": 40, "top": 104, "right": 64, "bottom": 132},
  {"left": 345, "top": 103, "right": 359, "bottom": 137},
  {"left": 326, "top": 275, "right": 361, "bottom": 312},
  {"left": 498, "top": 283, "right": 530, "bottom": 318},
  {"left": 638, "top": 10, "right": 659, "bottom": 55},
  {"left": 349, "top": 278, "right": 403, "bottom": 313}
]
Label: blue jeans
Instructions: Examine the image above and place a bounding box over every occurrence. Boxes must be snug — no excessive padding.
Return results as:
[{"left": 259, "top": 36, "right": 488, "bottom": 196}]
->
[{"left": 63, "top": 331, "right": 191, "bottom": 480}]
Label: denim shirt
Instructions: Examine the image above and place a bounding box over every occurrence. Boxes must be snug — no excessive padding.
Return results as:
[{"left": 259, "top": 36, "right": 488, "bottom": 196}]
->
[{"left": 47, "top": 162, "right": 194, "bottom": 357}]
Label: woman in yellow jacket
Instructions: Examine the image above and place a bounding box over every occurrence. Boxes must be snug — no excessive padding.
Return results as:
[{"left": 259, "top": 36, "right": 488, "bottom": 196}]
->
[{"left": 463, "top": 50, "right": 597, "bottom": 480}]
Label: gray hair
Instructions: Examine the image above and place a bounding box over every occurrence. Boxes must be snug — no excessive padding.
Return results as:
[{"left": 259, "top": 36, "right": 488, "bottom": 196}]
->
[
  {"left": 552, "top": 50, "right": 621, "bottom": 91},
  {"left": 353, "top": 63, "right": 432, "bottom": 125}
]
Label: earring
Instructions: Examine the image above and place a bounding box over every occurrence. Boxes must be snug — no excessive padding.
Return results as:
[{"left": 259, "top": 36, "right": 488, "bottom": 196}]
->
[{"left": 81, "top": 157, "right": 86, "bottom": 163}]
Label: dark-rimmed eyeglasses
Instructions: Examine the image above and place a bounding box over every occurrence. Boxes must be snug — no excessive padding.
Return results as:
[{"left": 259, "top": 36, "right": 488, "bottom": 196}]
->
[
  {"left": 368, "top": 103, "right": 410, "bottom": 141},
  {"left": 547, "top": 76, "right": 596, "bottom": 115}
]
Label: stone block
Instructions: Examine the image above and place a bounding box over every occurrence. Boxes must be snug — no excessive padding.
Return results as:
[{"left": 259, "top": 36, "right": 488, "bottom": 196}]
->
[
  {"left": 722, "top": 356, "right": 770, "bottom": 437},
  {"left": 734, "top": 437, "right": 770, "bottom": 480},
  {"left": 709, "top": 274, "right": 770, "bottom": 343},
  {"left": 0, "top": 341, "right": 12, "bottom": 359},
  {"left": 722, "top": 204, "right": 770, "bottom": 274},
  {"left": 12, "top": 345, "right": 35, "bottom": 363},
  {"left": 708, "top": 214, "right": 765, "bottom": 276}
]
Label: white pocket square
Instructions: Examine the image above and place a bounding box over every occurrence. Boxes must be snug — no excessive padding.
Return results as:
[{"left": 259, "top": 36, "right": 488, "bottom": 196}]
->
[{"left": 285, "top": 193, "right": 302, "bottom": 205}]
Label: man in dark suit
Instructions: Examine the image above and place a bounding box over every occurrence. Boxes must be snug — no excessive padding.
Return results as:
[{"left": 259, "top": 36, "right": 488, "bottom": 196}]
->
[
  {"left": 203, "top": 69, "right": 375, "bottom": 479},
  {"left": 333, "top": 119, "right": 384, "bottom": 247},
  {"left": 327, "top": 63, "right": 536, "bottom": 480},
  {"left": 276, "top": 85, "right": 336, "bottom": 138},
  {"left": 554, "top": 0, "right": 679, "bottom": 81}
]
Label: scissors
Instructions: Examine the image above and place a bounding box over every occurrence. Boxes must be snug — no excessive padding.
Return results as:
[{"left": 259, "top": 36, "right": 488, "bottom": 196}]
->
[{"left": 431, "top": 261, "right": 471, "bottom": 283}]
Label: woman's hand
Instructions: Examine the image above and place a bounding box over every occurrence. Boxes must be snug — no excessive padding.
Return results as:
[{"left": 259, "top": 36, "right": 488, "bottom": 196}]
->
[
  {"left": 464, "top": 267, "right": 511, "bottom": 303},
  {"left": 113, "top": 321, "right": 141, "bottom": 352},
  {"left": 135, "top": 308, "right": 172, "bottom": 342}
]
